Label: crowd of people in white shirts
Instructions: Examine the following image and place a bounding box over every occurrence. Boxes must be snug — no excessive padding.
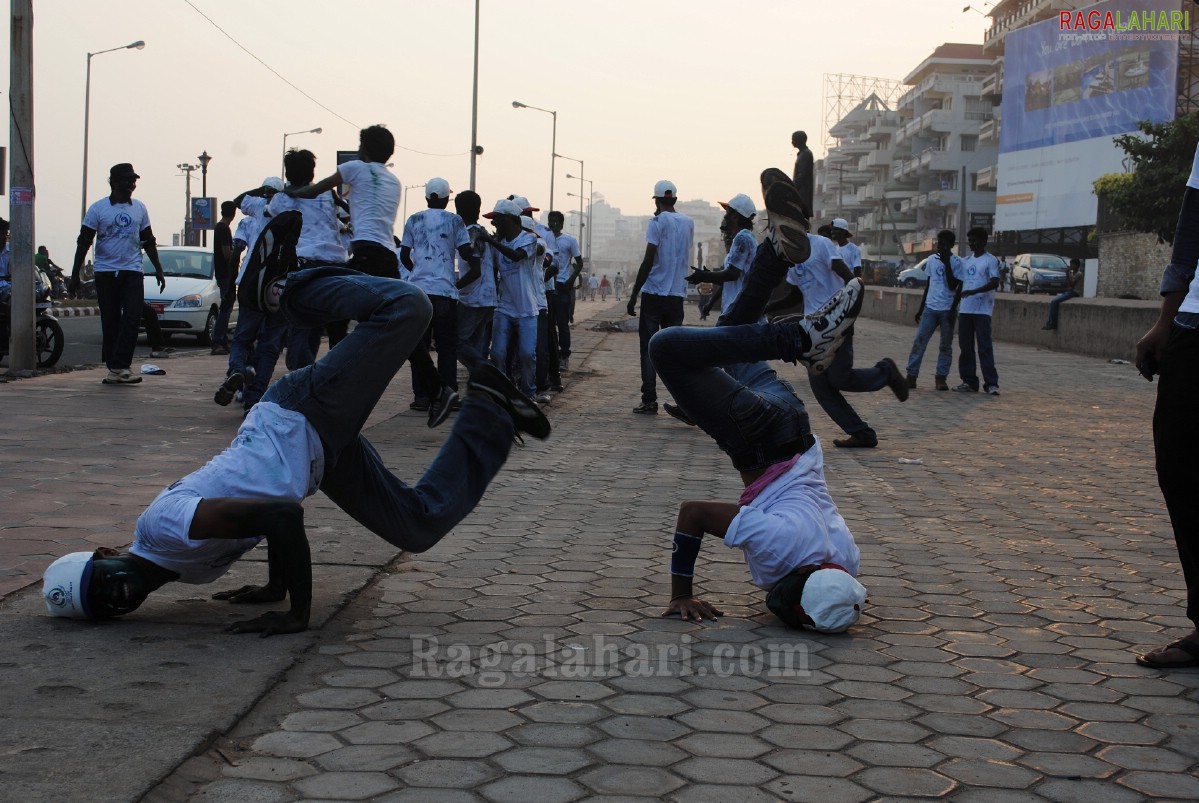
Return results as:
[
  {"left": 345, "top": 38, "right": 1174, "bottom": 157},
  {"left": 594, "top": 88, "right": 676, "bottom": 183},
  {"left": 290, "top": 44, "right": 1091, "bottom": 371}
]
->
[{"left": 210, "top": 124, "right": 587, "bottom": 422}]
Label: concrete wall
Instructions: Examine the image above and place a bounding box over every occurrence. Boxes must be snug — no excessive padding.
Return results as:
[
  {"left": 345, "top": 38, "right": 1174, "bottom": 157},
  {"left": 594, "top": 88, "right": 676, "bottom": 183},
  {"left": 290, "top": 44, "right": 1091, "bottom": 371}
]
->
[
  {"left": 1096, "top": 231, "right": 1171, "bottom": 300},
  {"left": 859, "top": 286, "right": 1160, "bottom": 362}
]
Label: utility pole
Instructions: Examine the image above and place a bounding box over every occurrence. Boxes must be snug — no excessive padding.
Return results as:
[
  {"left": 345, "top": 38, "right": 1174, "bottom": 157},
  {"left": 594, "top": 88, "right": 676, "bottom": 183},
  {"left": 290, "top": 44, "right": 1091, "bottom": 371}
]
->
[
  {"left": 177, "top": 162, "right": 197, "bottom": 246},
  {"left": 9, "top": 0, "right": 35, "bottom": 371}
]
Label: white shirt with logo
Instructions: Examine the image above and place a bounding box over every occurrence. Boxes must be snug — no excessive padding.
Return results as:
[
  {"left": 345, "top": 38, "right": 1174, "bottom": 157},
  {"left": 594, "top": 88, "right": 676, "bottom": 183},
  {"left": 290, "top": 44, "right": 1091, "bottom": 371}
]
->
[
  {"left": 130, "top": 403, "right": 324, "bottom": 584},
  {"left": 550, "top": 231, "right": 581, "bottom": 283},
  {"left": 642, "top": 211, "right": 695, "bottom": 297},
  {"left": 924, "top": 253, "right": 964, "bottom": 312},
  {"left": 339, "top": 160, "right": 401, "bottom": 248},
  {"left": 84, "top": 198, "right": 152, "bottom": 272},
  {"left": 787, "top": 234, "right": 846, "bottom": 314},
  {"left": 723, "top": 439, "right": 861, "bottom": 589},
  {"left": 269, "top": 191, "right": 348, "bottom": 263},
  {"left": 958, "top": 251, "right": 1000, "bottom": 315},
  {"left": 402, "top": 208, "right": 470, "bottom": 299}
]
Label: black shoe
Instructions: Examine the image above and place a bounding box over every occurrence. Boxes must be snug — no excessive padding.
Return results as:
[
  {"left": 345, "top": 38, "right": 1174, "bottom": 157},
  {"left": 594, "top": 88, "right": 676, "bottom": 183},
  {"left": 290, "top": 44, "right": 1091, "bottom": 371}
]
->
[
  {"left": 663, "top": 402, "right": 695, "bottom": 426},
  {"left": 880, "top": 358, "right": 908, "bottom": 402},
  {"left": 834, "top": 433, "right": 878, "bottom": 448},
  {"left": 632, "top": 402, "right": 658, "bottom": 415},
  {"left": 214, "top": 371, "right": 245, "bottom": 406},
  {"left": 409, "top": 398, "right": 430, "bottom": 411},
  {"left": 239, "top": 211, "right": 302, "bottom": 313},
  {"left": 210, "top": 344, "right": 230, "bottom": 356},
  {"left": 468, "top": 363, "right": 551, "bottom": 440},
  {"left": 760, "top": 168, "right": 812, "bottom": 265},
  {"left": 428, "top": 386, "right": 457, "bottom": 429}
]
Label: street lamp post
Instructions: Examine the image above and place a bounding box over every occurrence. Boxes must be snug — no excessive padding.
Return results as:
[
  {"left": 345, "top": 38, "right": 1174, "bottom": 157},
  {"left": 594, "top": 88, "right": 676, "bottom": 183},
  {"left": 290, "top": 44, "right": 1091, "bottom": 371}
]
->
[
  {"left": 558, "top": 156, "right": 583, "bottom": 242},
  {"left": 81, "top": 39, "right": 145, "bottom": 222},
  {"left": 178, "top": 162, "right": 198, "bottom": 246},
  {"left": 402, "top": 183, "right": 427, "bottom": 230},
  {"left": 567, "top": 174, "right": 593, "bottom": 258},
  {"left": 281, "top": 127, "right": 322, "bottom": 177},
  {"left": 197, "top": 150, "right": 212, "bottom": 247},
  {"left": 512, "top": 101, "right": 556, "bottom": 215}
]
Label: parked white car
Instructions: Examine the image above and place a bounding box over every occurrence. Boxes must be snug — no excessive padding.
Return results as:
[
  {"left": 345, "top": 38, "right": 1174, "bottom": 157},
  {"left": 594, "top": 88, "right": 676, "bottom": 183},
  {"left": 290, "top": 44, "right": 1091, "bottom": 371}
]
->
[{"left": 142, "top": 246, "right": 232, "bottom": 345}]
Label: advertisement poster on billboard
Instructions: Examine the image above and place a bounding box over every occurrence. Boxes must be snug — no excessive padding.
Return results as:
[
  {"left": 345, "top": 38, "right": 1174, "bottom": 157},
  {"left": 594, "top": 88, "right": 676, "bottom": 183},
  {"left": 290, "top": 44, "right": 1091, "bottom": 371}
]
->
[
  {"left": 996, "top": 0, "right": 1180, "bottom": 230},
  {"left": 191, "top": 196, "right": 216, "bottom": 231}
]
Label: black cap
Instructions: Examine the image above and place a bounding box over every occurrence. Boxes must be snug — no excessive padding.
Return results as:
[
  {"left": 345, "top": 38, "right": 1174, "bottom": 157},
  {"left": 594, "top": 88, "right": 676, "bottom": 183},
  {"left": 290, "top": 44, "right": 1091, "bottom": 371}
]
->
[{"left": 109, "top": 163, "right": 140, "bottom": 180}]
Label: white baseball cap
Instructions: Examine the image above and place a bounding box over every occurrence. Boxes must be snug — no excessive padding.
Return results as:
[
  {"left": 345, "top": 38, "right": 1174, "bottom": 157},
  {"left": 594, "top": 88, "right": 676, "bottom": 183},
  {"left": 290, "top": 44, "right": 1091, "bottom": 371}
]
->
[
  {"left": 261, "top": 176, "right": 285, "bottom": 193},
  {"left": 800, "top": 568, "right": 867, "bottom": 632},
  {"left": 520, "top": 215, "right": 537, "bottom": 232},
  {"left": 483, "top": 198, "right": 524, "bottom": 219},
  {"left": 426, "top": 177, "right": 452, "bottom": 200},
  {"left": 830, "top": 217, "right": 854, "bottom": 237},
  {"left": 43, "top": 551, "right": 96, "bottom": 619},
  {"left": 719, "top": 194, "right": 757, "bottom": 219},
  {"left": 509, "top": 195, "right": 539, "bottom": 213},
  {"left": 653, "top": 180, "right": 677, "bottom": 199}
]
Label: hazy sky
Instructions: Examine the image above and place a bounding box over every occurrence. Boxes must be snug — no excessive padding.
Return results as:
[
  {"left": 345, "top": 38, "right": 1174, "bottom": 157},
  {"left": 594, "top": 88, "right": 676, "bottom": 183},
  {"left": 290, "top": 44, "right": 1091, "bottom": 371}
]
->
[{"left": 7, "top": 0, "right": 991, "bottom": 261}]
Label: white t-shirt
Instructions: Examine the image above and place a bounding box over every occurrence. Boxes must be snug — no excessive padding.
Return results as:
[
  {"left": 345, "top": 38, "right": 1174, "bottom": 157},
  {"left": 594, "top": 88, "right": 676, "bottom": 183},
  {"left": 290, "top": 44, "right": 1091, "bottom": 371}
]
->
[
  {"left": 130, "top": 403, "right": 324, "bottom": 584},
  {"left": 233, "top": 217, "right": 259, "bottom": 283},
  {"left": 402, "top": 208, "right": 470, "bottom": 299},
  {"left": 338, "top": 160, "right": 401, "bottom": 248},
  {"left": 958, "top": 251, "right": 1001, "bottom": 315},
  {"left": 839, "top": 241, "right": 862, "bottom": 272},
  {"left": 925, "top": 253, "right": 964, "bottom": 312},
  {"left": 458, "top": 223, "right": 495, "bottom": 308},
  {"left": 550, "top": 232, "right": 581, "bottom": 283},
  {"left": 723, "top": 439, "right": 861, "bottom": 589},
  {"left": 494, "top": 231, "right": 542, "bottom": 318},
  {"left": 269, "top": 191, "right": 348, "bottom": 263},
  {"left": 787, "top": 234, "right": 846, "bottom": 314},
  {"left": 722, "top": 229, "right": 757, "bottom": 314},
  {"left": 642, "top": 212, "right": 695, "bottom": 297},
  {"left": 83, "top": 198, "right": 152, "bottom": 272}
]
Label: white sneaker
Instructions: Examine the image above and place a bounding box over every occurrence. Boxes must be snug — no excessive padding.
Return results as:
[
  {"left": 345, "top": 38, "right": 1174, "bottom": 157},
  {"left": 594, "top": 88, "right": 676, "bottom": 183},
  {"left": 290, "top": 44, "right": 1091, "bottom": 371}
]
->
[
  {"left": 102, "top": 368, "right": 142, "bottom": 385},
  {"left": 778, "top": 279, "right": 863, "bottom": 374}
]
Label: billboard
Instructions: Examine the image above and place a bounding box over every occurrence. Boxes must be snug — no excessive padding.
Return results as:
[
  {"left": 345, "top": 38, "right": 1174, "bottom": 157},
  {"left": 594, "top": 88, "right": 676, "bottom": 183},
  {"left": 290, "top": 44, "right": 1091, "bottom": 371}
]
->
[
  {"left": 996, "top": 0, "right": 1179, "bottom": 230},
  {"left": 191, "top": 197, "right": 215, "bottom": 231}
]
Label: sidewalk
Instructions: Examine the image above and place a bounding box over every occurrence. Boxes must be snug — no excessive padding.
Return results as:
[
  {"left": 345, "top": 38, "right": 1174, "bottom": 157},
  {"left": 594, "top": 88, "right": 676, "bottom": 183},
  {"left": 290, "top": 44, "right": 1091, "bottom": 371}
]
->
[{"left": 3, "top": 301, "right": 1198, "bottom": 801}]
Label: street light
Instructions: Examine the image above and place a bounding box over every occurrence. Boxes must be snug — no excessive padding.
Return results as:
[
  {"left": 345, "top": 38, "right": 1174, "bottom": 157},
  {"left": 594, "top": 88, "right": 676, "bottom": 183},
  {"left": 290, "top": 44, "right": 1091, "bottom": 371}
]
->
[
  {"left": 178, "top": 162, "right": 199, "bottom": 246},
  {"left": 282, "top": 127, "right": 322, "bottom": 177},
  {"left": 197, "top": 150, "right": 212, "bottom": 247},
  {"left": 512, "top": 100, "right": 557, "bottom": 215},
  {"left": 81, "top": 39, "right": 145, "bottom": 222},
  {"left": 402, "top": 183, "right": 427, "bottom": 230},
  {"left": 557, "top": 155, "right": 584, "bottom": 244},
  {"left": 567, "top": 173, "right": 594, "bottom": 258}
]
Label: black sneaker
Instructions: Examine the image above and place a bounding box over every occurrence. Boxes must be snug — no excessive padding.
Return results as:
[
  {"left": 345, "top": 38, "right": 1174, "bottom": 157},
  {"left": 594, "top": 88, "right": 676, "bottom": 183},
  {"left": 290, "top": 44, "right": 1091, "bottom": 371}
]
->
[
  {"left": 468, "top": 363, "right": 551, "bottom": 440},
  {"left": 427, "top": 386, "right": 457, "bottom": 429},
  {"left": 776, "top": 279, "right": 863, "bottom": 374},
  {"left": 663, "top": 402, "right": 695, "bottom": 426},
  {"left": 237, "top": 210, "right": 302, "bottom": 313},
  {"left": 880, "top": 358, "right": 908, "bottom": 402},
  {"left": 409, "top": 398, "right": 431, "bottom": 411},
  {"left": 760, "top": 168, "right": 811, "bottom": 265},
  {"left": 214, "top": 371, "right": 245, "bottom": 406},
  {"left": 632, "top": 402, "right": 658, "bottom": 415}
]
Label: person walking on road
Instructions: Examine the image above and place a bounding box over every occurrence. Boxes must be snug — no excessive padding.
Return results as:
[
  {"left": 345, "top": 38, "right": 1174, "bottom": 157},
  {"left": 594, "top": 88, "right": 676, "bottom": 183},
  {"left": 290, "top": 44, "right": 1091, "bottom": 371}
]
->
[
  {"left": 70, "top": 163, "right": 166, "bottom": 385},
  {"left": 210, "top": 201, "right": 238, "bottom": 355}
]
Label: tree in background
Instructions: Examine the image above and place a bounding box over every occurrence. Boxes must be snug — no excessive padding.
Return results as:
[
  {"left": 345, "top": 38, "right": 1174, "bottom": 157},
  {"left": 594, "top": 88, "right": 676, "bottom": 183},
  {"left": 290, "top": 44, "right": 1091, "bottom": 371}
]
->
[{"left": 1094, "top": 113, "right": 1199, "bottom": 243}]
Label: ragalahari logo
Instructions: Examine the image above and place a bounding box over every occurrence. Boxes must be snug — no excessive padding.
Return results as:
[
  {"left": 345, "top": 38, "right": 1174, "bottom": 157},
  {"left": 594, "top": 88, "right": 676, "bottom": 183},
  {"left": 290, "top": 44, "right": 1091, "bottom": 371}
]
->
[{"left": 1060, "top": 8, "right": 1190, "bottom": 32}]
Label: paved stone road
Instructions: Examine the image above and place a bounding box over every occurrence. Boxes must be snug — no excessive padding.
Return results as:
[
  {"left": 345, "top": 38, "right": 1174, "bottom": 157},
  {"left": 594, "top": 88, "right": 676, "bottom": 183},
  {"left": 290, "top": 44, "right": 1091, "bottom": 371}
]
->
[{"left": 139, "top": 309, "right": 1198, "bottom": 801}]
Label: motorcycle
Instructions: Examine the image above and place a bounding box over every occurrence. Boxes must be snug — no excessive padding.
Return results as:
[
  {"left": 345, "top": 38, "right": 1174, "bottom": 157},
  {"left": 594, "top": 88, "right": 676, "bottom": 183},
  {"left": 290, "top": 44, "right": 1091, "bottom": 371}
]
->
[{"left": 0, "top": 265, "right": 65, "bottom": 368}]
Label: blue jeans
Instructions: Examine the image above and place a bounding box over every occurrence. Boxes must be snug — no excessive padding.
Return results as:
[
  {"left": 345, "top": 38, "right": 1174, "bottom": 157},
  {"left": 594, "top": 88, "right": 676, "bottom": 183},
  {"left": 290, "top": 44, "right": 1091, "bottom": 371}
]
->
[
  {"left": 491, "top": 310, "right": 537, "bottom": 397},
  {"left": 1044, "top": 289, "right": 1078, "bottom": 329},
  {"left": 957, "top": 313, "right": 998, "bottom": 390},
  {"left": 457, "top": 303, "right": 494, "bottom": 373},
  {"left": 808, "top": 334, "right": 885, "bottom": 439},
  {"left": 638, "top": 293, "right": 685, "bottom": 404},
  {"left": 264, "top": 267, "right": 515, "bottom": 552},
  {"left": 228, "top": 304, "right": 288, "bottom": 409},
  {"left": 906, "top": 309, "right": 954, "bottom": 379},
  {"left": 95, "top": 270, "right": 144, "bottom": 371}
]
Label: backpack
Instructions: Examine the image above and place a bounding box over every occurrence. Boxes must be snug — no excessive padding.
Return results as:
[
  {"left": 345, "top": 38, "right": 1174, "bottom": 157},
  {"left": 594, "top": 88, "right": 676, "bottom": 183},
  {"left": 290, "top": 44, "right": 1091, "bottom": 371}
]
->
[{"left": 238, "top": 210, "right": 303, "bottom": 312}]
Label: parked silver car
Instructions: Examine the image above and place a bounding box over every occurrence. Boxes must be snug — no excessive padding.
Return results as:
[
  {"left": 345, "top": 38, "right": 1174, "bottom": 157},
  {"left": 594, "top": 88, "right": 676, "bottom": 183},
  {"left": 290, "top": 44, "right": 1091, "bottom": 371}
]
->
[{"left": 1011, "top": 253, "right": 1069, "bottom": 294}]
